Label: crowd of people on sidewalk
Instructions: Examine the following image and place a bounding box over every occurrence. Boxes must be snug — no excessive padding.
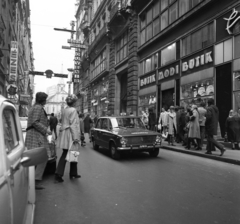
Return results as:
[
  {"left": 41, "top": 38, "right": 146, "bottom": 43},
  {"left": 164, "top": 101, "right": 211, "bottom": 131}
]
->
[{"left": 156, "top": 99, "right": 240, "bottom": 156}]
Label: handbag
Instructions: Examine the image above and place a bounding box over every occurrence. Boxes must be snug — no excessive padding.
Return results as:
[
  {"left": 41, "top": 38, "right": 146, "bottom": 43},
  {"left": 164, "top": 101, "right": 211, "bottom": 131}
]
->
[
  {"left": 66, "top": 142, "right": 80, "bottom": 163},
  {"left": 157, "top": 124, "right": 162, "bottom": 130}
]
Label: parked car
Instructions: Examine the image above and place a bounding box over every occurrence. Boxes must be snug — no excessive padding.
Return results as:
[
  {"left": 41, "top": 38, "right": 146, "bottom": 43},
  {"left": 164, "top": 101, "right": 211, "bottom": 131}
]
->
[
  {"left": 91, "top": 116, "right": 162, "bottom": 159},
  {"left": 0, "top": 96, "right": 48, "bottom": 224}
]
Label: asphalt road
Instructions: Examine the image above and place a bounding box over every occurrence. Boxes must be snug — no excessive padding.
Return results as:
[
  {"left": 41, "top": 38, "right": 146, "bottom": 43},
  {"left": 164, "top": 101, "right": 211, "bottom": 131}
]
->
[{"left": 35, "top": 141, "right": 240, "bottom": 224}]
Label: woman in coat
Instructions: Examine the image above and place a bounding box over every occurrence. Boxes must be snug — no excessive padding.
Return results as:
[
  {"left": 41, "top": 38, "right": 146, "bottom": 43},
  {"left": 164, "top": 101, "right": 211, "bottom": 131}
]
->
[
  {"left": 79, "top": 113, "right": 85, "bottom": 146},
  {"left": 55, "top": 94, "right": 80, "bottom": 182},
  {"left": 167, "top": 106, "right": 177, "bottom": 146},
  {"left": 187, "top": 105, "right": 201, "bottom": 150},
  {"left": 83, "top": 113, "right": 93, "bottom": 142},
  {"left": 25, "top": 92, "right": 51, "bottom": 190},
  {"left": 225, "top": 110, "right": 240, "bottom": 149}
]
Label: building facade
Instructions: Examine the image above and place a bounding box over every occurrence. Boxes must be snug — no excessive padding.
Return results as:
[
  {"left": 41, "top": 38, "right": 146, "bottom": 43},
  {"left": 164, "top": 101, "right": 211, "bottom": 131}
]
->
[
  {"left": 0, "top": 0, "right": 34, "bottom": 115},
  {"left": 74, "top": 0, "right": 240, "bottom": 137}
]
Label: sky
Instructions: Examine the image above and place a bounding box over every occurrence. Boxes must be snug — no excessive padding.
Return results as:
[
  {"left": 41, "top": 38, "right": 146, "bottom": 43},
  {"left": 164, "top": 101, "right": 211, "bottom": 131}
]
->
[{"left": 30, "top": 0, "right": 77, "bottom": 95}]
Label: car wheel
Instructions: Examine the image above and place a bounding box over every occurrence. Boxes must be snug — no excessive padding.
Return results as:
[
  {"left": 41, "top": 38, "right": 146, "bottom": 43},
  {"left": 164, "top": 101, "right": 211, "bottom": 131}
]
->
[
  {"left": 92, "top": 138, "right": 99, "bottom": 150},
  {"left": 110, "top": 143, "right": 120, "bottom": 160},
  {"left": 149, "top": 149, "right": 159, "bottom": 157}
]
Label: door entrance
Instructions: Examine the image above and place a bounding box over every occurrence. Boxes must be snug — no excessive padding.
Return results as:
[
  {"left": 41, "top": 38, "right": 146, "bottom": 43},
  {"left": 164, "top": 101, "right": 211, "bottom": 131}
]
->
[
  {"left": 120, "top": 73, "right": 128, "bottom": 113},
  {"left": 216, "top": 63, "right": 232, "bottom": 137},
  {"left": 162, "top": 88, "right": 175, "bottom": 110}
]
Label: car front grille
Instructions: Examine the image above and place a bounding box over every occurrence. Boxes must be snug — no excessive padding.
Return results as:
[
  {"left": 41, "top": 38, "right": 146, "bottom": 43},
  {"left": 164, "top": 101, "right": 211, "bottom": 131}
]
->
[{"left": 125, "top": 136, "right": 156, "bottom": 145}]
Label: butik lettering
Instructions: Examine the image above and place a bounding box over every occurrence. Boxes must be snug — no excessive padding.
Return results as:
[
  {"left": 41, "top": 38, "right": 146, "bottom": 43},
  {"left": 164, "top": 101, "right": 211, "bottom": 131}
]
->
[
  {"left": 182, "top": 51, "right": 212, "bottom": 72},
  {"left": 140, "top": 74, "right": 156, "bottom": 87}
]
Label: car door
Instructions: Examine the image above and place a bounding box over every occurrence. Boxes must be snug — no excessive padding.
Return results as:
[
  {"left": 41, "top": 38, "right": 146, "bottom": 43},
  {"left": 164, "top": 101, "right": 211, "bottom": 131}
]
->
[
  {"left": 100, "top": 118, "right": 111, "bottom": 149},
  {"left": 94, "top": 119, "right": 102, "bottom": 146},
  {"left": 1, "top": 102, "right": 29, "bottom": 224}
]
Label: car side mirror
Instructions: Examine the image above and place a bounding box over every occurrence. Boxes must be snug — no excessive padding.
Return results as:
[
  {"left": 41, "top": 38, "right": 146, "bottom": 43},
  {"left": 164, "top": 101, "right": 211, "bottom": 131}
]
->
[{"left": 21, "top": 147, "right": 48, "bottom": 167}]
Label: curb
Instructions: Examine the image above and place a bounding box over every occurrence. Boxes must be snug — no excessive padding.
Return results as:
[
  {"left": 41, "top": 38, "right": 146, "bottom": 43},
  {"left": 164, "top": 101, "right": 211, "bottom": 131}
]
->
[{"left": 161, "top": 145, "right": 240, "bottom": 166}]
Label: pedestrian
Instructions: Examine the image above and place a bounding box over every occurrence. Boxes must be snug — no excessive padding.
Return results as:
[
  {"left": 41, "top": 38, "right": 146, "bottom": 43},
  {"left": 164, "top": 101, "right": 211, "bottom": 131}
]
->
[
  {"left": 25, "top": 92, "right": 51, "bottom": 190},
  {"left": 178, "top": 106, "right": 187, "bottom": 146},
  {"left": 158, "top": 106, "right": 168, "bottom": 134},
  {"left": 141, "top": 110, "right": 149, "bottom": 128},
  {"left": 83, "top": 113, "right": 93, "bottom": 143},
  {"left": 55, "top": 94, "right": 81, "bottom": 182},
  {"left": 49, "top": 113, "right": 58, "bottom": 139},
  {"left": 167, "top": 106, "right": 177, "bottom": 146},
  {"left": 205, "top": 98, "right": 226, "bottom": 156},
  {"left": 148, "top": 108, "right": 157, "bottom": 131},
  {"left": 175, "top": 106, "right": 181, "bottom": 143},
  {"left": 198, "top": 102, "right": 207, "bottom": 149},
  {"left": 186, "top": 105, "right": 201, "bottom": 150},
  {"left": 93, "top": 114, "right": 98, "bottom": 126},
  {"left": 79, "top": 113, "right": 85, "bottom": 146},
  {"left": 225, "top": 110, "right": 240, "bottom": 149}
]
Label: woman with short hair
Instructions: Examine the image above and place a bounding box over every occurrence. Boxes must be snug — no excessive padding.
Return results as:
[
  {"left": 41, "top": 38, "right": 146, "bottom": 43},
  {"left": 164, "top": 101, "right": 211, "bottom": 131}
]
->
[{"left": 55, "top": 94, "right": 81, "bottom": 182}]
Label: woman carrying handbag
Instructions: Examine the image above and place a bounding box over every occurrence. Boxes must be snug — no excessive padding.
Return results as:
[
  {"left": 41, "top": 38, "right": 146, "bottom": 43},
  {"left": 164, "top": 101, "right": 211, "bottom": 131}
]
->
[{"left": 55, "top": 94, "right": 81, "bottom": 183}]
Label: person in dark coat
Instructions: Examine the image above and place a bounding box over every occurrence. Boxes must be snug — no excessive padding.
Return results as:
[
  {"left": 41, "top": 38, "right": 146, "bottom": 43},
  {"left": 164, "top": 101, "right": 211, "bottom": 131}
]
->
[
  {"left": 148, "top": 108, "right": 157, "bottom": 131},
  {"left": 225, "top": 110, "right": 240, "bottom": 149},
  {"left": 178, "top": 106, "right": 187, "bottom": 146},
  {"left": 25, "top": 92, "right": 51, "bottom": 189},
  {"left": 49, "top": 113, "right": 58, "bottom": 139},
  {"left": 175, "top": 106, "right": 181, "bottom": 143},
  {"left": 83, "top": 113, "right": 93, "bottom": 142},
  {"left": 205, "top": 98, "right": 226, "bottom": 156}
]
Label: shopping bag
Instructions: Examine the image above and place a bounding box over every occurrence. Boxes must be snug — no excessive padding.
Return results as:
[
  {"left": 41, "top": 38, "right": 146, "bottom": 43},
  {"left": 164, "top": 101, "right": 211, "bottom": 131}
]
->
[
  {"left": 66, "top": 150, "right": 80, "bottom": 163},
  {"left": 66, "top": 142, "right": 80, "bottom": 163}
]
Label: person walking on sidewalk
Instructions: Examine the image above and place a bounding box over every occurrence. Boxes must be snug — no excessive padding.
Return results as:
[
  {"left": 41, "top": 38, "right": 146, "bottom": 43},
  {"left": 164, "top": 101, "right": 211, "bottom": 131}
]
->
[
  {"left": 83, "top": 113, "right": 93, "bottom": 142},
  {"left": 49, "top": 113, "right": 58, "bottom": 139},
  {"left": 178, "top": 106, "right": 187, "bottom": 146},
  {"left": 167, "top": 106, "right": 177, "bottom": 146},
  {"left": 225, "top": 110, "right": 240, "bottom": 150},
  {"left": 198, "top": 102, "right": 207, "bottom": 149},
  {"left": 148, "top": 108, "right": 157, "bottom": 131},
  {"left": 205, "top": 98, "right": 226, "bottom": 156},
  {"left": 158, "top": 107, "right": 168, "bottom": 134},
  {"left": 25, "top": 92, "right": 51, "bottom": 190},
  {"left": 187, "top": 105, "right": 201, "bottom": 150},
  {"left": 79, "top": 113, "right": 85, "bottom": 146},
  {"left": 55, "top": 94, "right": 81, "bottom": 182}
]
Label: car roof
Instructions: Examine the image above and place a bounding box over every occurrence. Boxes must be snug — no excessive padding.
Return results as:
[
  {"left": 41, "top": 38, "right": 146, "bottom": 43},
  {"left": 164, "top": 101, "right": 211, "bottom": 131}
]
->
[
  {"left": 0, "top": 95, "right": 14, "bottom": 106},
  {"left": 98, "top": 116, "right": 139, "bottom": 119}
]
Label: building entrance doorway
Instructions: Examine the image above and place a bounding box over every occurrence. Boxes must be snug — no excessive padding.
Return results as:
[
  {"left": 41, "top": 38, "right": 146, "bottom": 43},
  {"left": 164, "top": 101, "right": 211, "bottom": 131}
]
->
[
  {"left": 120, "top": 73, "right": 128, "bottom": 114},
  {"left": 216, "top": 63, "right": 232, "bottom": 137},
  {"left": 162, "top": 88, "right": 174, "bottom": 110}
]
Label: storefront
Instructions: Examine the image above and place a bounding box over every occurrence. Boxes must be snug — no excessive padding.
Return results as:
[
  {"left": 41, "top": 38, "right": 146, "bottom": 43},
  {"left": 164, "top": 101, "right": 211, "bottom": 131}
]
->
[
  {"left": 180, "top": 47, "right": 214, "bottom": 109},
  {"left": 157, "top": 61, "right": 180, "bottom": 114},
  {"left": 138, "top": 72, "right": 156, "bottom": 115}
]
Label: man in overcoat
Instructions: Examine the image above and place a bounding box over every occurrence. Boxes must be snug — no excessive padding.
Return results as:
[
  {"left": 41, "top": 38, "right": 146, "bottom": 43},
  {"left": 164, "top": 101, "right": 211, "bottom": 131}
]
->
[
  {"left": 205, "top": 98, "right": 226, "bottom": 156},
  {"left": 25, "top": 92, "right": 51, "bottom": 189}
]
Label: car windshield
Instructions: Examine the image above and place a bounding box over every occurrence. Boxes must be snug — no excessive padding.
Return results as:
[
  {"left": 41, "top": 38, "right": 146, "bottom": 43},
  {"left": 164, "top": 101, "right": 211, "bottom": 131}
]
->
[{"left": 112, "top": 117, "right": 146, "bottom": 129}]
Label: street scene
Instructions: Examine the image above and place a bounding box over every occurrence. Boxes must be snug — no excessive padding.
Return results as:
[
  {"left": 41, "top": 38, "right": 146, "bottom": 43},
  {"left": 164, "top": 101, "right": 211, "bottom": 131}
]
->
[{"left": 1, "top": 0, "right": 240, "bottom": 224}]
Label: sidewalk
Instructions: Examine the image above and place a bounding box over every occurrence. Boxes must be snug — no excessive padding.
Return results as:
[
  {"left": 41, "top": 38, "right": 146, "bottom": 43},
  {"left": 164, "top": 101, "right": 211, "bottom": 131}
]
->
[{"left": 161, "top": 140, "right": 240, "bottom": 166}]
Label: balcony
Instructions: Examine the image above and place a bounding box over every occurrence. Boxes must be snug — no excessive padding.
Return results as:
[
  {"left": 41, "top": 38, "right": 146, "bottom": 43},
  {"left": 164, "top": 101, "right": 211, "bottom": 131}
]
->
[{"left": 88, "top": 24, "right": 107, "bottom": 54}]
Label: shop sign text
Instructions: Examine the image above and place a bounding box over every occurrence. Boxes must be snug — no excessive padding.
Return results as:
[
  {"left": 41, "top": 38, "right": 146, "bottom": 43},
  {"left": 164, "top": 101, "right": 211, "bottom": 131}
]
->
[
  {"left": 224, "top": 8, "right": 240, "bottom": 35},
  {"left": 140, "top": 74, "right": 156, "bottom": 87},
  {"left": 182, "top": 51, "right": 213, "bottom": 73},
  {"left": 9, "top": 41, "right": 18, "bottom": 83},
  {"left": 158, "top": 65, "right": 179, "bottom": 80}
]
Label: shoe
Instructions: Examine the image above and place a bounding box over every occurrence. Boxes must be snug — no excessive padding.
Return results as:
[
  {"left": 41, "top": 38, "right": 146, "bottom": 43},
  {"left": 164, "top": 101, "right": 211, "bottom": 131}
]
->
[
  {"left": 205, "top": 151, "right": 212, "bottom": 155},
  {"left": 35, "top": 184, "right": 45, "bottom": 190},
  {"left": 70, "top": 174, "right": 81, "bottom": 179},
  {"left": 220, "top": 148, "right": 226, "bottom": 156},
  {"left": 55, "top": 175, "right": 64, "bottom": 183}
]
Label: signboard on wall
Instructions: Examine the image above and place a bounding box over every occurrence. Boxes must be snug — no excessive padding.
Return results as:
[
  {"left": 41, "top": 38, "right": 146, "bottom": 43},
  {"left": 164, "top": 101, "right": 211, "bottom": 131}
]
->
[
  {"left": 158, "top": 62, "right": 180, "bottom": 83},
  {"left": 139, "top": 72, "right": 156, "bottom": 89},
  {"left": 9, "top": 41, "right": 18, "bottom": 83}
]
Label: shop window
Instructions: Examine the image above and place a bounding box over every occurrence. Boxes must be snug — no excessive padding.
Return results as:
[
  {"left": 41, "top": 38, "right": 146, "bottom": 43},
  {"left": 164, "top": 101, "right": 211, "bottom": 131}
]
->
[
  {"left": 234, "top": 35, "right": 240, "bottom": 59},
  {"left": 233, "top": 71, "right": 240, "bottom": 111},
  {"left": 161, "top": 43, "right": 176, "bottom": 66},
  {"left": 140, "top": 53, "right": 159, "bottom": 75},
  {"left": 215, "top": 39, "right": 233, "bottom": 65},
  {"left": 182, "top": 22, "right": 214, "bottom": 57},
  {"left": 180, "top": 79, "right": 214, "bottom": 108},
  {"left": 169, "top": 2, "right": 178, "bottom": 24},
  {"left": 138, "top": 94, "right": 156, "bottom": 116}
]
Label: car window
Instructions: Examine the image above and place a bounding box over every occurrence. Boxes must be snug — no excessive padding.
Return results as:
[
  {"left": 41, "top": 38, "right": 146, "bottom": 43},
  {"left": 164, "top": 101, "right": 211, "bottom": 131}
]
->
[
  {"left": 109, "top": 119, "right": 113, "bottom": 129},
  {"left": 96, "top": 119, "right": 101, "bottom": 128},
  {"left": 116, "top": 117, "right": 146, "bottom": 129},
  {"left": 3, "top": 109, "right": 19, "bottom": 154},
  {"left": 101, "top": 119, "right": 108, "bottom": 130}
]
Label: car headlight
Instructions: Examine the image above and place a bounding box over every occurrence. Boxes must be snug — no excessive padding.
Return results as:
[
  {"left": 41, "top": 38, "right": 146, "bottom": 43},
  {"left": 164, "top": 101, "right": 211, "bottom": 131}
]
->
[
  {"left": 155, "top": 135, "right": 161, "bottom": 143},
  {"left": 120, "top": 137, "right": 128, "bottom": 145}
]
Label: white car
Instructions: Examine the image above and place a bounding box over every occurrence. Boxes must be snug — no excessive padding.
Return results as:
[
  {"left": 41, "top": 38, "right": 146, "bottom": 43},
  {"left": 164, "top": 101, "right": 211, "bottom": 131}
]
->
[{"left": 0, "top": 96, "right": 48, "bottom": 224}]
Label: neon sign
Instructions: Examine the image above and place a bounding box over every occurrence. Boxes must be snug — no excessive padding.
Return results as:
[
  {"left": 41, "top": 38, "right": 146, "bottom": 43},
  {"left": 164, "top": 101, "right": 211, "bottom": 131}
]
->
[{"left": 224, "top": 8, "right": 240, "bottom": 35}]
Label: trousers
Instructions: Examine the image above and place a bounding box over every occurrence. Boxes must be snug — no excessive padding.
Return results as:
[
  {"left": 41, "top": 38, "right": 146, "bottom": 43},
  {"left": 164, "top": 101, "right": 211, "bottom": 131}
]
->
[
  {"left": 206, "top": 135, "right": 224, "bottom": 152},
  {"left": 35, "top": 160, "right": 48, "bottom": 181},
  {"left": 56, "top": 149, "right": 78, "bottom": 177}
]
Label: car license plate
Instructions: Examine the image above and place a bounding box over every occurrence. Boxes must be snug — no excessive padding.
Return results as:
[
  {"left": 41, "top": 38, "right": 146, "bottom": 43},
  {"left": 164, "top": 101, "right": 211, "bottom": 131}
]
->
[{"left": 140, "top": 145, "right": 147, "bottom": 148}]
